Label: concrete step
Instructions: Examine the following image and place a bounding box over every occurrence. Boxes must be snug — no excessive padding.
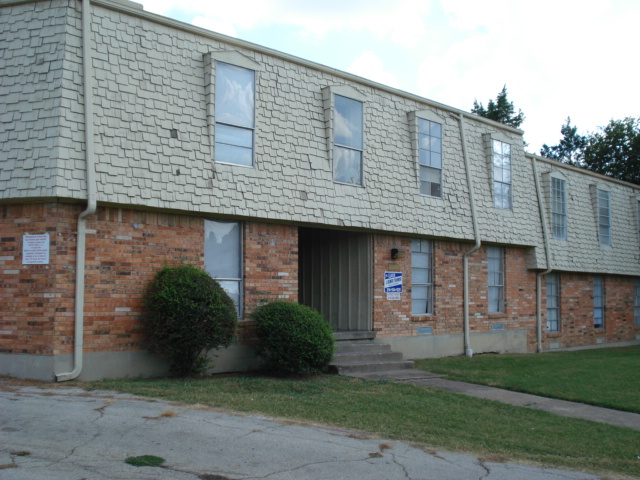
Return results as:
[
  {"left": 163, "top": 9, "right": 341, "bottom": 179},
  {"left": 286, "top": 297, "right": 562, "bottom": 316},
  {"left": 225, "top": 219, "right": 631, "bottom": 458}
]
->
[
  {"left": 333, "top": 351, "right": 405, "bottom": 364},
  {"left": 334, "top": 342, "right": 394, "bottom": 354},
  {"left": 332, "top": 360, "right": 416, "bottom": 375},
  {"left": 330, "top": 337, "right": 415, "bottom": 376}
]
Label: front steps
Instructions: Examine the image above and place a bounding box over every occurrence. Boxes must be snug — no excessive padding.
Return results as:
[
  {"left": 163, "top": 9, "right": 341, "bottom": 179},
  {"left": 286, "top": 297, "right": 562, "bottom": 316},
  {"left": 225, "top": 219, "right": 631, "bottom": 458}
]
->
[{"left": 329, "top": 332, "right": 415, "bottom": 376}]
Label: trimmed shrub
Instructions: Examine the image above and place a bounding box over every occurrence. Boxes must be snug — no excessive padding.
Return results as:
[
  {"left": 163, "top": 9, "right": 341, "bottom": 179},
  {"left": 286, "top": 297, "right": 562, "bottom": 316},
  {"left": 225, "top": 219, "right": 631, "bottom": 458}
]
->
[
  {"left": 144, "top": 265, "right": 237, "bottom": 376},
  {"left": 253, "top": 301, "right": 334, "bottom": 375}
]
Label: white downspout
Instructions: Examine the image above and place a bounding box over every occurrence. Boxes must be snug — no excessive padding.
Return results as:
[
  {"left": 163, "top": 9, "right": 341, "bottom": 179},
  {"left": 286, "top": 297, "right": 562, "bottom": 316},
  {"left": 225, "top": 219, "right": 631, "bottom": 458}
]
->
[
  {"left": 57, "top": 0, "right": 97, "bottom": 381},
  {"left": 531, "top": 157, "right": 552, "bottom": 353},
  {"left": 459, "top": 114, "right": 481, "bottom": 358}
]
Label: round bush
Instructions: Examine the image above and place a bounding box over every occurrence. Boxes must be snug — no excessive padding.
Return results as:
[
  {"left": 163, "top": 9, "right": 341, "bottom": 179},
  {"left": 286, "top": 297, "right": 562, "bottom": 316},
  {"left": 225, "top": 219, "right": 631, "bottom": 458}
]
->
[
  {"left": 253, "top": 301, "right": 334, "bottom": 375},
  {"left": 144, "top": 265, "right": 237, "bottom": 376}
]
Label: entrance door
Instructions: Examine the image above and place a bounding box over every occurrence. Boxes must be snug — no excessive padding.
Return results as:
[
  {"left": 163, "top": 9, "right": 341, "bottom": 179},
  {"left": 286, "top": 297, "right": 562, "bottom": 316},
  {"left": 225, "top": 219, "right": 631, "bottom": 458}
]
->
[{"left": 299, "top": 228, "right": 372, "bottom": 331}]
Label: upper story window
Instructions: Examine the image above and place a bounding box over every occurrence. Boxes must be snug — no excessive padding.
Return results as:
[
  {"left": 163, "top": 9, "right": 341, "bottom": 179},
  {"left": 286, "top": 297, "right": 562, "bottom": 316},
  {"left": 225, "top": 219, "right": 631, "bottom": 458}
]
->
[
  {"left": 492, "top": 140, "right": 512, "bottom": 209},
  {"left": 418, "top": 118, "right": 442, "bottom": 197},
  {"left": 597, "top": 189, "right": 611, "bottom": 245},
  {"left": 215, "top": 62, "right": 255, "bottom": 167},
  {"left": 323, "top": 85, "right": 367, "bottom": 187},
  {"left": 333, "top": 95, "right": 364, "bottom": 185},
  {"left": 411, "top": 238, "right": 434, "bottom": 315},
  {"left": 551, "top": 177, "right": 567, "bottom": 240},
  {"left": 487, "top": 246, "right": 505, "bottom": 313}
]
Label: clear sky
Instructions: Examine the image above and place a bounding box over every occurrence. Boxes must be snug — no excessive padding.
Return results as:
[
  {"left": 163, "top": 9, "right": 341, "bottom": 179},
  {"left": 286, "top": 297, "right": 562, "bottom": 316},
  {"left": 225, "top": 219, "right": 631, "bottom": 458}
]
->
[{"left": 140, "top": 0, "right": 639, "bottom": 154}]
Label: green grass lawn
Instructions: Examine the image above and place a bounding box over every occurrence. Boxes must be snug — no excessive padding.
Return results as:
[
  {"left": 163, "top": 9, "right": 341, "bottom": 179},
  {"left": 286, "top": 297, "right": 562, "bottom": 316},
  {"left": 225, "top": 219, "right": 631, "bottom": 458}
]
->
[
  {"left": 86, "top": 374, "right": 640, "bottom": 479},
  {"left": 415, "top": 346, "right": 640, "bottom": 413}
]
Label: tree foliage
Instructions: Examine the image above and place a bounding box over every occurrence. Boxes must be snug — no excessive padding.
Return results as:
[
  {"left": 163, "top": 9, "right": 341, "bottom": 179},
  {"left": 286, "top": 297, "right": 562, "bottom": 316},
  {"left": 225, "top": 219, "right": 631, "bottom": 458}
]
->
[
  {"left": 144, "top": 265, "right": 237, "bottom": 376},
  {"left": 471, "top": 85, "right": 525, "bottom": 128},
  {"left": 540, "top": 117, "right": 640, "bottom": 185},
  {"left": 539, "top": 117, "right": 587, "bottom": 166}
]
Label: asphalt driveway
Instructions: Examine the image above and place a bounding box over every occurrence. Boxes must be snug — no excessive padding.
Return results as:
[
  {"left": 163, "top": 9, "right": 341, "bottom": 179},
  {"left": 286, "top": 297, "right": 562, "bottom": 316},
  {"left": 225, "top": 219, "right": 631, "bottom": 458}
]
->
[{"left": 0, "top": 382, "right": 600, "bottom": 480}]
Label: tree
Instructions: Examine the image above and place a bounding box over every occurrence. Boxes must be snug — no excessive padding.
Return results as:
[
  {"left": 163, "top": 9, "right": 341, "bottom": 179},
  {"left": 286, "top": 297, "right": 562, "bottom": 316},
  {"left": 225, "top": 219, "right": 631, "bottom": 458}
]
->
[
  {"left": 541, "top": 117, "right": 640, "bottom": 185},
  {"left": 582, "top": 117, "right": 640, "bottom": 185},
  {"left": 471, "top": 85, "right": 525, "bottom": 128},
  {"left": 539, "top": 117, "right": 587, "bottom": 166}
]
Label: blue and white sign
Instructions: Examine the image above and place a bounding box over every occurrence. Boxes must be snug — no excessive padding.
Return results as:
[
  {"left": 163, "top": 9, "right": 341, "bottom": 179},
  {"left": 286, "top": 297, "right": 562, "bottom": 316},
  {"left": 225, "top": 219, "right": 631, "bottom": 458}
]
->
[{"left": 384, "top": 272, "right": 403, "bottom": 293}]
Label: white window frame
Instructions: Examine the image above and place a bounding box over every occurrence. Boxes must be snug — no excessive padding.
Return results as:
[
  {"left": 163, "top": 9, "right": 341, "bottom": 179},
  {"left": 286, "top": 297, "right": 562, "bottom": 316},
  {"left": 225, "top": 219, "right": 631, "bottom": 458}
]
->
[
  {"left": 323, "top": 85, "right": 367, "bottom": 187},
  {"left": 551, "top": 177, "right": 567, "bottom": 240},
  {"left": 546, "top": 273, "right": 560, "bottom": 332},
  {"left": 204, "top": 219, "right": 244, "bottom": 318},
  {"left": 409, "top": 110, "right": 444, "bottom": 198},
  {"left": 593, "top": 276, "right": 604, "bottom": 329},
  {"left": 204, "top": 51, "right": 261, "bottom": 169},
  {"left": 411, "top": 238, "right": 434, "bottom": 315},
  {"left": 487, "top": 246, "right": 505, "bottom": 313}
]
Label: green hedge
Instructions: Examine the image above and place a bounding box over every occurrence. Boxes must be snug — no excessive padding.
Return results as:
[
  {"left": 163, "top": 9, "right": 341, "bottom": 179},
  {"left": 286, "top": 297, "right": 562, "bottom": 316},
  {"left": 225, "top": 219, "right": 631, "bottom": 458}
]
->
[
  {"left": 144, "top": 265, "right": 237, "bottom": 376},
  {"left": 253, "top": 301, "right": 334, "bottom": 375}
]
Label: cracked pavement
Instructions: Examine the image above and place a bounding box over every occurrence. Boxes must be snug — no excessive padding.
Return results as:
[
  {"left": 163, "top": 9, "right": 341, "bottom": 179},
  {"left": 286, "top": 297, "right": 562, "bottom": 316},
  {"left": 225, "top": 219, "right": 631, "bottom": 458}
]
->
[{"left": 0, "top": 385, "right": 600, "bottom": 480}]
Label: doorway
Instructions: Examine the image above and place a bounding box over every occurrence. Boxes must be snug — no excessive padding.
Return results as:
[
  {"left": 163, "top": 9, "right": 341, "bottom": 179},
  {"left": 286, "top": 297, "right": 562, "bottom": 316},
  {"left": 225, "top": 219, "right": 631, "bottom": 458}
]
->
[{"left": 298, "top": 228, "right": 372, "bottom": 332}]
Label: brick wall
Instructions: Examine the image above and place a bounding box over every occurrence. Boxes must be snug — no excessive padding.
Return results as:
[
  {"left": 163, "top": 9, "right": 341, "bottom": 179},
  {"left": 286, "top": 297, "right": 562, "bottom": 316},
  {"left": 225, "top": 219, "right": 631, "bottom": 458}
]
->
[
  {"left": 372, "top": 236, "right": 538, "bottom": 349},
  {"left": 1, "top": 203, "right": 301, "bottom": 358},
  {"left": 543, "top": 273, "right": 639, "bottom": 349}
]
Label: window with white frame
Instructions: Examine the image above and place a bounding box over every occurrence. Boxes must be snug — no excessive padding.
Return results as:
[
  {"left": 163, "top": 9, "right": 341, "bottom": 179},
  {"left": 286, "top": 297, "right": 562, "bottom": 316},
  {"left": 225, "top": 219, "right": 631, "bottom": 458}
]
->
[
  {"left": 487, "top": 246, "right": 505, "bottom": 313},
  {"left": 593, "top": 276, "right": 604, "bottom": 329},
  {"left": 635, "top": 279, "right": 640, "bottom": 328},
  {"left": 597, "top": 189, "right": 611, "bottom": 245},
  {"left": 418, "top": 118, "right": 442, "bottom": 197},
  {"left": 204, "top": 220, "right": 243, "bottom": 317},
  {"left": 551, "top": 178, "right": 567, "bottom": 240},
  {"left": 333, "top": 95, "right": 364, "bottom": 185},
  {"left": 215, "top": 62, "right": 255, "bottom": 167},
  {"left": 492, "top": 140, "right": 512, "bottom": 209},
  {"left": 411, "top": 238, "right": 434, "bottom": 315},
  {"left": 546, "top": 273, "right": 560, "bottom": 332}
]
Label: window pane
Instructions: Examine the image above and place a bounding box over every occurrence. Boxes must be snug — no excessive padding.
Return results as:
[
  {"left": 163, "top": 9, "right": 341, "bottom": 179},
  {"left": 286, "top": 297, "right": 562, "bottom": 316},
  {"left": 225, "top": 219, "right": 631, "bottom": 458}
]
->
[
  {"left": 204, "top": 220, "right": 241, "bottom": 278},
  {"left": 215, "top": 142, "right": 253, "bottom": 167},
  {"left": 430, "top": 122, "right": 442, "bottom": 138},
  {"left": 334, "top": 95, "right": 363, "bottom": 149},
  {"left": 412, "top": 252, "right": 430, "bottom": 268},
  {"left": 218, "top": 280, "right": 240, "bottom": 313},
  {"left": 419, "top": 149, "right": 430, "bottom": 166},
  {"left": 412, "top": 299, "right": 428, "bottom": 315},
  {"left": 412, "top": 285, "right": 428, "bottom": 300},
  {"left": 216, "top": 62, "right": 254, "bottom": 128},
  {"left": 430, "top": 152, "right": 442, "bottom": 169},
  {"left": 216, "top": 124, "right": 253, "bottom": 149},
  {"left": 413, "top": 267, "right": 430, "bottom": 284},
  {"left": 333, "top": 146, "right": 363, "bottom": 185}
]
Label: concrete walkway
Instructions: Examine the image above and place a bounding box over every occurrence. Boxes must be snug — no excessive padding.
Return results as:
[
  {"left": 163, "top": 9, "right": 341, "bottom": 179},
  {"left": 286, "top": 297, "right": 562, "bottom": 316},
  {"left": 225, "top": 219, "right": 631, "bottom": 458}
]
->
[
  {"left": 348, "top": 369, "right": 640, "bottom": 431},
  {"left": 0, "top": 381, "right": 604, "bottom": 480}
]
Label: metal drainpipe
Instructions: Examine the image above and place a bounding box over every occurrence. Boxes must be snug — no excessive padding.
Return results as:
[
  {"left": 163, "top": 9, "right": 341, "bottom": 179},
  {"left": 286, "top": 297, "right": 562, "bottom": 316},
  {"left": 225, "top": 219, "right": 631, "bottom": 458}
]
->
[
  {"left": 531, "top": 156, "right": 552, "bottom": 353},
  {"left": 459, "top": 114, "right": 481, "bottom": 358},
  {"left": 57, "top": 0, "right": 97, "bottom": 381}
]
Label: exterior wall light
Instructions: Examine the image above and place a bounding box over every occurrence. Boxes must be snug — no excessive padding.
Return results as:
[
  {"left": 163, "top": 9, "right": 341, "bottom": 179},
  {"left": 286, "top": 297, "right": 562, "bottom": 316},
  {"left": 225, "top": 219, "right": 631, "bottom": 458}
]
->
[{"left": 391, "top": 248, "right": 404, "bottom": 260}]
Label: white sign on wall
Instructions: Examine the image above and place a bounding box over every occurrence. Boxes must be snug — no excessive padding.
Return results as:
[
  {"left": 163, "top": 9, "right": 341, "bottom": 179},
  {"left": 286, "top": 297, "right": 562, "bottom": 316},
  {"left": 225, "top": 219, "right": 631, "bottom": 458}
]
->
[
  {"left": 384, "top": 271, "right": 402, "bottom": 301},
  {"left": 23, "top": 234, "right": 50, "bottom": 265}
]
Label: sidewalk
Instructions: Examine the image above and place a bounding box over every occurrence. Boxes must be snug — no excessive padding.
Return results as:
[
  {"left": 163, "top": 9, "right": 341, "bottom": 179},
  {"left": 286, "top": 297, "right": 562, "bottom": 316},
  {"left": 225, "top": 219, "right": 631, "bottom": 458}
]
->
[
  {"left": 0, "top": 382, "right": 603, "bottom": 480},
  {"left": 348, "top": 369, "right": 640, "bottom": 431}
]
